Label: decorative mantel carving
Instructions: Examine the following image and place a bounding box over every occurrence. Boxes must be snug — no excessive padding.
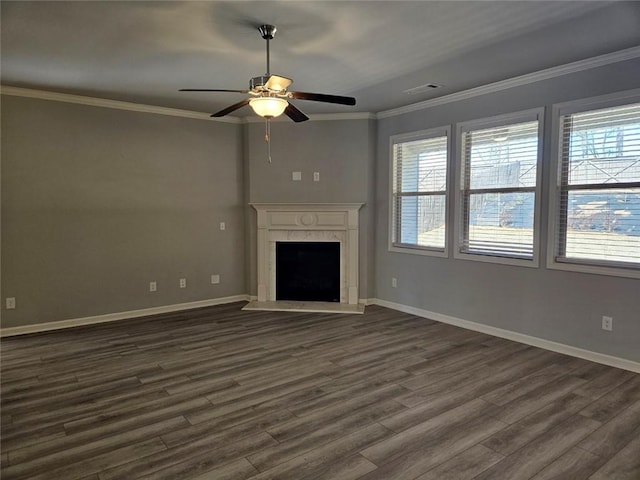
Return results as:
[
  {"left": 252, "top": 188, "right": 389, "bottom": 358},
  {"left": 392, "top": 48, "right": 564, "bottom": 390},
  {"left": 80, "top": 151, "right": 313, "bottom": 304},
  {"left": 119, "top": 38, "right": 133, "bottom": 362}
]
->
[{"left": 251, "top": 203, "right": 363, "bottom": 305}]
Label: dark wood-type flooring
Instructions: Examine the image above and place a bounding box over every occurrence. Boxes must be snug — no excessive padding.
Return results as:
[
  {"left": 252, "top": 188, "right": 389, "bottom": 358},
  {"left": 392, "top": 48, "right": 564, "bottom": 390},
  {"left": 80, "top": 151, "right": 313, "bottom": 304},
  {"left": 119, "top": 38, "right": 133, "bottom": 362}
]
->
[{"left": 2, "top": 302, "right": 640, "bottom": 480}]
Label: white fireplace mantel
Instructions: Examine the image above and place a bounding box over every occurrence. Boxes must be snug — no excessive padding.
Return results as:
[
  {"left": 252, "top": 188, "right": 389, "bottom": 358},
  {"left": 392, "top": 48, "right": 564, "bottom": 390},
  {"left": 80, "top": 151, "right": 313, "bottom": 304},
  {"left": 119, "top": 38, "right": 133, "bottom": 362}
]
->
[{"left": 250, "top": 203, "right": 363, "bottom": 306}]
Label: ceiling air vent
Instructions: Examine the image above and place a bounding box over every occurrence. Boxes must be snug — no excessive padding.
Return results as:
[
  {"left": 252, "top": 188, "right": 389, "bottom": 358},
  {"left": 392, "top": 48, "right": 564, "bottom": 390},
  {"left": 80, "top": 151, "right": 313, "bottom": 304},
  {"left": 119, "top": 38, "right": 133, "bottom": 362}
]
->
[{"left": 403, "top": 83, "right": 442, "bottom": 95}]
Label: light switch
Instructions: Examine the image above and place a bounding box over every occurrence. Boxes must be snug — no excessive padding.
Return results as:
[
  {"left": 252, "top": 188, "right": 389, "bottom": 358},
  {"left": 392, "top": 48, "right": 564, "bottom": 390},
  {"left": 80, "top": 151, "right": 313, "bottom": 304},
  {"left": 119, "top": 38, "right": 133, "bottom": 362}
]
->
[{"left": 292, "top": 171, "right": 302, "bottom": 181}]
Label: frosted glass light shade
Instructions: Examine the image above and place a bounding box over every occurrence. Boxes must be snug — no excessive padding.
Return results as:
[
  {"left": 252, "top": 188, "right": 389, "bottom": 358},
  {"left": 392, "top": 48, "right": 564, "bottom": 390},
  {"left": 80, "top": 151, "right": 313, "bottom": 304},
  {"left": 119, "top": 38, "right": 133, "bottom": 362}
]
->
[{"left": 249, "top": 97, "right": 288, "bottom": 118}]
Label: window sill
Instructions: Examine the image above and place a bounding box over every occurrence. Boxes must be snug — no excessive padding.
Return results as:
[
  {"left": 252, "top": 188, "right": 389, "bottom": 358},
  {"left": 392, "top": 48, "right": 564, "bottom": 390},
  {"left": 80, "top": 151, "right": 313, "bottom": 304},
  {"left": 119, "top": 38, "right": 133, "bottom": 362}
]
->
[
  {"left": 547, "top": 259, "right": 640, "bottom": 279},
  {"left": 454, "top": 250, "right": 539, "bottom": 268},
  {"left": 389, "top": 244, "right": 449, "bottom": 258}
]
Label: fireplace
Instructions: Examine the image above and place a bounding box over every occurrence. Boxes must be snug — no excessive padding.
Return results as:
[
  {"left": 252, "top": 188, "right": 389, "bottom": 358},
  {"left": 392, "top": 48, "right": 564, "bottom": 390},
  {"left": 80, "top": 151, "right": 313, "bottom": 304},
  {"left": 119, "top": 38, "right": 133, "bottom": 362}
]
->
[
  {"left": 246, "top": 203, "right": 363, "bottom": 313},
  {"left": 276, "top": 241, "right": 340, "bottom": 302}
]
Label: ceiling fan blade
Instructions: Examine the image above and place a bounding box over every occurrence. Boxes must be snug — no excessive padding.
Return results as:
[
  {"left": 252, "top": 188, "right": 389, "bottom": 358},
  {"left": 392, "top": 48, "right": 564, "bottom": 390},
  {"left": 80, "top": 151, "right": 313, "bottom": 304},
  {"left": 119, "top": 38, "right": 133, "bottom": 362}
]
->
[
  {"left": 289, "top": 91, "right": 356, "bottom": 106},
  {"left": 264, "top": 75, "right": 293, "bottom": 92},
  {"left": 284, "top": 103, "right": 309, "bottom": 123},
  {"left": 180, "top": 89, "right": 249, "bottom": 93},
  {"left": 211, "top": 99, "right": 250, "bottom": 117}
]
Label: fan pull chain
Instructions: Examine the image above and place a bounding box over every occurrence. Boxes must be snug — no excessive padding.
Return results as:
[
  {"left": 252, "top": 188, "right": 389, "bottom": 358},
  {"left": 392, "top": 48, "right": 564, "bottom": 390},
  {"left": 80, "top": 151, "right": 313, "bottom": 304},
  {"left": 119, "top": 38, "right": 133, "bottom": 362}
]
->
[{"left": 265, "top": 118, "right": 272, "bottom": 163}]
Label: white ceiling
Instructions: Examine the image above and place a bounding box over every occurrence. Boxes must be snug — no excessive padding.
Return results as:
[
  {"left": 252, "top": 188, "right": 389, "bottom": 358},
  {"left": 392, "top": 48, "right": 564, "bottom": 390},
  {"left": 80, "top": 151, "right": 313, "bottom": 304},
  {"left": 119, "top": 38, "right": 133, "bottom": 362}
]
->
[{"left": 2, "top": 1, "right": 640, "bottom": 117}]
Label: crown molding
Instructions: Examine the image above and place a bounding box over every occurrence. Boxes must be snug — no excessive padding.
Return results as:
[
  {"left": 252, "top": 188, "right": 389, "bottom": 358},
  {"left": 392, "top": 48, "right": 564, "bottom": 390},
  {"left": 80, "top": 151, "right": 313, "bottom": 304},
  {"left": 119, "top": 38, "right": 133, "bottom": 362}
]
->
[
  {"left": 378, "top": 46, "right": 640, "bottom": 119},
  {"left": 0, "top": 85, "right": 371, "bottom": 123},
  {"left": 3, "top": 46, "right": 638, "bottom": 123},
  {"left": 0, "top": 86, "right": 241, "bottom": 123}
]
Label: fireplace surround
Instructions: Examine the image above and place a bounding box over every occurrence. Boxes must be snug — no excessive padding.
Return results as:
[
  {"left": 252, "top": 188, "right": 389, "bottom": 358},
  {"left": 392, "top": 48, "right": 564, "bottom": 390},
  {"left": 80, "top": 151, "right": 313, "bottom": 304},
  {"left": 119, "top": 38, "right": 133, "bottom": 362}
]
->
[{"left": 244, "top": 203, "right": 363, "bottom": 313}]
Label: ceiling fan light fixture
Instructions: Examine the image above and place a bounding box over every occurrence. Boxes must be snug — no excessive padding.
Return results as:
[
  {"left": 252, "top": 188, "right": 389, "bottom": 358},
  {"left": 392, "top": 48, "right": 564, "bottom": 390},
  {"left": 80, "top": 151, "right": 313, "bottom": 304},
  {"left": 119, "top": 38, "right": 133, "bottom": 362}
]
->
[
  {"left": 180, "top": 24, "right": 354, "bottom": 123},
  {"left": 249, "top": 97, "right": 288, "bottom": 118}
]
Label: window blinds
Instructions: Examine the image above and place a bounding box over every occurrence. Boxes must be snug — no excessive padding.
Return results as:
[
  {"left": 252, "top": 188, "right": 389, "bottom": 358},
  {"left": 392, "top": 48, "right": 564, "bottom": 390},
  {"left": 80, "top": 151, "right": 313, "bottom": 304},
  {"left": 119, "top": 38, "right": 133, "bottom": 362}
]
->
[
  {"left": 557, "top": 103, "right": 640, "bottom": 267},
  {"left": 460, "top": 120, "right": 539, "bottom": 258},
  {"left": 393, "top": 134, "right": 448, "bottom": 249}
]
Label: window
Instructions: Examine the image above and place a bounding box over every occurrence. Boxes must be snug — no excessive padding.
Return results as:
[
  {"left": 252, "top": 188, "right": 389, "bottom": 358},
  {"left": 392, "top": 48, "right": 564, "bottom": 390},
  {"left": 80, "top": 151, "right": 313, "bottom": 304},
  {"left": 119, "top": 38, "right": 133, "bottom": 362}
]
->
[
  {"left": 390, "top": 127, "right": 450, "bottom": 256},
  {"left": 549, "top": 91, "right": 640, "bottom": 278},
  {"left": 456, "top": 110, "right": 543, "bottom": 265}
]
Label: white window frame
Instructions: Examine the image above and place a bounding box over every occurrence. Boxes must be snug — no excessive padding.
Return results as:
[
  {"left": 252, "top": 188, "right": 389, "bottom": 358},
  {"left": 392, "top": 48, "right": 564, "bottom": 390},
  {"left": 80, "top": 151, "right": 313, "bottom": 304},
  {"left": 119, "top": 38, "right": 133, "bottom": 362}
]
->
[
  {"left": 547, "top": 89, "right": 640, "bottom": 279},
  {"left": 454, "top": 108, "right": 544, "bottom": 267},
  {"left": 389, "top": 126, "right": 451, "bottom": 258}
]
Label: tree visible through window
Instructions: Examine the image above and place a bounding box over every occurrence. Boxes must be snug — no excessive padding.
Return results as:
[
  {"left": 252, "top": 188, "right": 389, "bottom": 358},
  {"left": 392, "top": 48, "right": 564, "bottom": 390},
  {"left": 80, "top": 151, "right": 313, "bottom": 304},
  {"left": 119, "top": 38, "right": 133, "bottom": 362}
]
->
[
  {"left": 458, "top": 113, "right": 542, "bottom": 261},
  {"left": 391, "top": 129, "right": 449, "bottom": 252}
]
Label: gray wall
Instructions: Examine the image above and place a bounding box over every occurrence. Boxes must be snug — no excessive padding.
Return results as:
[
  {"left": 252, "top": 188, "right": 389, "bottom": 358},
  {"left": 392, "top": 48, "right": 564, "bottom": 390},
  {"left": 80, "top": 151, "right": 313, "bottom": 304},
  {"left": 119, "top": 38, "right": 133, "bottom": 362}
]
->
[
  {"left": 2, "top": 58, "right": 638, "bottom": 365},
  {"left": 1, "top": 95, "right": 245, "bottom": 328},
  {"left": 244, "top": 118, "right": 376, "bottom": 299},
  {"left": 375, "top": 59, "right": 640, "bottom": 362}
]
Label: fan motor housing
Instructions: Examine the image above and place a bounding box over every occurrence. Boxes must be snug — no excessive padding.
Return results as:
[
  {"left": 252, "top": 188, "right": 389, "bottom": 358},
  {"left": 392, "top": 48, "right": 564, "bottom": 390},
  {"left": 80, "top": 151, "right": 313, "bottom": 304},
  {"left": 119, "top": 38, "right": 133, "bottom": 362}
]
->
[
  {"left": 250, "top": 75, "right": 286, "bottom": 92},
  {"left": 250, "top": 76, "right": 269, "bottom": 91}
]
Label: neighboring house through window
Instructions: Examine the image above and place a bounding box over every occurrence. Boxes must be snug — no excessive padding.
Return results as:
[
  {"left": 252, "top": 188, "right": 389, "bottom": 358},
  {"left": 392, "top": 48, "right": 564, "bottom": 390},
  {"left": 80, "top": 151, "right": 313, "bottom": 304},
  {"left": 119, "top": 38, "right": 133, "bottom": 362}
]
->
[{"left": 549, "top": 91, "right": 640, "bottom": 278}]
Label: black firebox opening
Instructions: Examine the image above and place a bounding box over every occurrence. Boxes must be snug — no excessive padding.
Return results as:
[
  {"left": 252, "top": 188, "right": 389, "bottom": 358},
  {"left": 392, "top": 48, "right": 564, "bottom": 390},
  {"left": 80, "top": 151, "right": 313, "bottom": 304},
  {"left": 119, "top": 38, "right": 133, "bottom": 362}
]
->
[{"left": 276, "top": 242, "right": 340, "bottom": 302}]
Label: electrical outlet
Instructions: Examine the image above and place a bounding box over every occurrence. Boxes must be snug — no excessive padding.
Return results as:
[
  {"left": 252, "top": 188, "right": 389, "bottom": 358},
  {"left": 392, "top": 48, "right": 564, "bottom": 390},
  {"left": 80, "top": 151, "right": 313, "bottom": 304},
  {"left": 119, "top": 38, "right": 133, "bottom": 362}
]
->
[
  {"left": 211, "top": 274, "right": 220, "bottom": 284},
  {"left": 6, "top": 297, "right": 16, "bottom": 309},
  {"left": 149, "top": 281, "right": 157, "bottom": 292},
  {"left": 313, "top": 172, "right": 320, "bottom": 182},
  {"left": 179, "top": 278, "right": 187, "bottom": 289},
  {"left": 219, "top": 222, "right": 226, "bottom": 231},
  {"left": 602, "top": 316, "right": 613, "bottom": 331},
  {"left": 391, "top": 277, "right": 397, "bottom": 288},
  {"left": 292, "top": 171, "right": 302, "bottom": 181}
]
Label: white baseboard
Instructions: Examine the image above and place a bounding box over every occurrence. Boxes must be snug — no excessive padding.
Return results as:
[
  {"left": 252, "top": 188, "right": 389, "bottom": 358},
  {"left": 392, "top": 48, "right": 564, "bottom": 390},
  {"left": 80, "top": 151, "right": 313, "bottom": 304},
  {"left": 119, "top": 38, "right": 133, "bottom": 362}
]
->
[
  {"left": 0, "top": 295, "right": 250, "bottom": 337},
  {"left": 372, "top": 298, "right": 640, "bottom": 374},
  {"left": 4, "top": 294, "right": 637, "bottom": 373},
  {"left": 360, "top": 298, "right": 377, "bottom": 306}
]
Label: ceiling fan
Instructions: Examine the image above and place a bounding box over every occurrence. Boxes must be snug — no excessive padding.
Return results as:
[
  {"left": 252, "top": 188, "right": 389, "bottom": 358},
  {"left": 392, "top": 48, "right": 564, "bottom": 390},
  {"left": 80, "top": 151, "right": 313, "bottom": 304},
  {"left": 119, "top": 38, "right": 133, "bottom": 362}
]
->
[{"left": 180, "top": 24, "right": 356, "bottom": 122}]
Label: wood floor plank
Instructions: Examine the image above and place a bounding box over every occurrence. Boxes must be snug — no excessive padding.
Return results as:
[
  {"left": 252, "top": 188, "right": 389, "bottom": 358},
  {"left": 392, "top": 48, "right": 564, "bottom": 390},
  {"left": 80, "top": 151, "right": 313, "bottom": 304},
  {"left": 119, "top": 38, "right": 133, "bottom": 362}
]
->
[
  {"left": 100, "top": 428, "right": 277, "bottom": 480},
  {"left": 250, "top": 400, "right": 405, "bottom": 471},
  {"left": 267, "top": 384, "right": 408, "bottom": 442},
  {"left": 26, "top": 437, "right": 167, "bottom": 480},
  {"left": 481, "top": 392, "right": 593, "bottom": 456},
  {"left": 246, "top": 423, "right": 393, "bottom": 480},
  {"left": 289, "top": 370, "right": 411, "bottom": 417},
  {"left": 120, "top": 432, "right": 276, "bottom": 480},
  {"left": 188, "top": 458, "right": 258, "bottom": 480},
  {"left": 578, "top": 400, "right": 640, "bottom": 458},
  {"left": 303, "top": 454, "right": 378, "bottom": 480},
  {"left": 473, "top": 414, "right": 602, "bottom": 480},
  {"left": 573, "top": 366, "right": 636, "bottom": 400},
  {"left": 579, "top": 375, "right": 640, "bottom": 423},
  {"left": 4, "top": 416, "right": 188, "bottom": 479},
  {"left": 184, "top": 385, "right": 323, "bottom": 426},
  {"left": 588, "top": 434, "right": 640, "bottom": 480},
  {"left": 358, "top": 411, "right": 506, "bottom": 479},
  {"left": 413, "top": 444, "right": 504, "bottom": 480},
  {"left": 491, "top": 374, "right": 589, "bottom": 424},
  {"left": 162, "top": 408, "right": 294, "bottom": 449},
  {"left": 528, "top": 446, "right": 605, "bottom": 480},
  {"left": 480, "top": 362, "right": 581, "bottom": 406},
  {"left": 1, "top": 302, "right": 638, "bottom": 480},
  {"left": 363, "top": 397, "right": 491, "bottom": 463}
]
